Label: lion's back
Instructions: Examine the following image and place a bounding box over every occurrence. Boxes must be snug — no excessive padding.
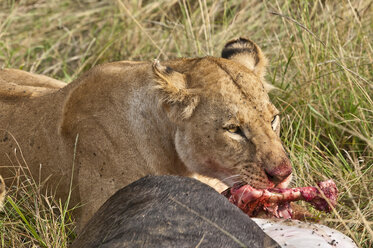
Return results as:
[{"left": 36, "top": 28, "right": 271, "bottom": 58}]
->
[{"left": 0, "top": 68, "right": 66, "bottom": 101}]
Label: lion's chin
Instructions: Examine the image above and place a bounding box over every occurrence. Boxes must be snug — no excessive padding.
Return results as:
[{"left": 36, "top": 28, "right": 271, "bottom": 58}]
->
[
  {"left": 275, "top": 173, "right": 293, "bottom": 189},
  {"left": 227, "top": 172, "right": 292, "bottom": 193}
]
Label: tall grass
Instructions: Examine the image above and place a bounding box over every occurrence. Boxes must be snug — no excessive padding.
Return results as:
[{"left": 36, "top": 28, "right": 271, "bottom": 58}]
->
[{"left": 0, "top": 0, "right": 372, "bottom": 247}]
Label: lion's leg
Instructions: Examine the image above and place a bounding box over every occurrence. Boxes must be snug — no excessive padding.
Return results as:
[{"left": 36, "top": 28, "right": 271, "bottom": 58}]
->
[
  {"left": 77, "top": 164, "right": 117, "bottom": 229},
  {"left": 0, "top": 175, "right": 6, "bottom": 211}
]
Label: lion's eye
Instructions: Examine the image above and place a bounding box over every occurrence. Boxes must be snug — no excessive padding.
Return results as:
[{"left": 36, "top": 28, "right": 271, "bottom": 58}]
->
[
  {"left": 271, "top": 115, "right": 280, "bottom": 131},
  {"left": 225, "top": 124, "right": 245, "bottom": 137},
  {"left": 224, "top": 124, "right": 247, "bottom": 140},
  {"left": 227, "top": 124, "right": 238, "bottom": 133}
]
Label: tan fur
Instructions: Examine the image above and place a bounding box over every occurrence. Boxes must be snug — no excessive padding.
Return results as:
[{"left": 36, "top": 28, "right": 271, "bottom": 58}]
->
[
  {"left": 0, "top": 38, "right": 292, "bottom": 227},
  {"left": 0, "top": 175, "right": 5, "bottom": 211},
  {"left": 0, "top": 69, "right": 66, "bottom": 99}
]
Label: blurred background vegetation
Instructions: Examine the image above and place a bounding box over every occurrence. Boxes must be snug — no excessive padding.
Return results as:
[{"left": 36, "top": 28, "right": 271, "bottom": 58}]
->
[{"left": 0, "top": 0, "right": 372, "bottom": 247}]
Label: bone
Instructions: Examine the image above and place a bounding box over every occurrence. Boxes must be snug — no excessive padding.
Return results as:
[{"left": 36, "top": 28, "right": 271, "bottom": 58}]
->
[{"left": 221, "top": 179, "right": 338, "bottom": 218}]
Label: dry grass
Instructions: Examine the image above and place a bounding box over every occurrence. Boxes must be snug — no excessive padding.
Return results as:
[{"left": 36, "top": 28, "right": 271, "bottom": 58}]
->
[{"left": 0, "top": 0, "right": 372, "bottom": 247}]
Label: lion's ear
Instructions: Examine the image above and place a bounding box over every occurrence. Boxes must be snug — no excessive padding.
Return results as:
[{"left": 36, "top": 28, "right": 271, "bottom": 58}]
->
[
  {"left": 222, "top": 37, "right": 268, "bottom": 79},
  {"left": 153, "top": 60, "right": 199, "bottom": 121}
]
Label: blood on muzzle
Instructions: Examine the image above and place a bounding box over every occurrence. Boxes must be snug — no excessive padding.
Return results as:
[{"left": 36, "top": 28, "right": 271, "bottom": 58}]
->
[{"left": 264, "top": 158, "right": 292, "bottom": 184}]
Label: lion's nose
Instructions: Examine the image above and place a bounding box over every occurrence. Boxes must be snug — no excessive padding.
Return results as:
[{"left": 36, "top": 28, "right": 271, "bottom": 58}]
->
[{"left": 264, "top": 159, "right": 292, "bottom": 185}]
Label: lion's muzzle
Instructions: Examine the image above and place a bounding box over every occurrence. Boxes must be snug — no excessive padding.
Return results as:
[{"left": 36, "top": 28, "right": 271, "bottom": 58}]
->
[{"left": 264, "top": 158, "right": 292, "bottom": 186}]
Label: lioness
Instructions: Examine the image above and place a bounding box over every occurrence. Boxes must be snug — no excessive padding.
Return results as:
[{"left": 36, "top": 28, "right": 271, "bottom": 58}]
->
[{"left": 0, "top": 38, "right": 292, "bottom": 227}]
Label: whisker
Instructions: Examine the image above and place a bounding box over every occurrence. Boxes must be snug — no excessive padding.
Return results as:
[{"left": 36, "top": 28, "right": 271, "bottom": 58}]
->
[
  {"left": 220, "top": 174, "right": 241, "bottom": 184},
  {"left": 221, "top": 174, "right": 241, "bottom": 181},
  {"left": 239, "top": 185, "right": 249, "bottom": 199}
]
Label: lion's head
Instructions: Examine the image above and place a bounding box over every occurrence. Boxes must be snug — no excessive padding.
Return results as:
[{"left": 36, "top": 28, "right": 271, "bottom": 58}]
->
[{"left": 154, "top": 38, "right": 292, "bottom": 189}]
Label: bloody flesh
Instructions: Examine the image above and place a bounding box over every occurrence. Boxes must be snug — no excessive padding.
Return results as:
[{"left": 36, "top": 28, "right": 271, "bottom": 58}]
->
[{"left": 221, "top": 180, "right": 338, "bottom": 219}]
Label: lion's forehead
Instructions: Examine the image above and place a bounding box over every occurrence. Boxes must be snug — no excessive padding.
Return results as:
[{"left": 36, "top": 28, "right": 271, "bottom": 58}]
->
[
  {"left": 199, "top": 96, "right": 275, "bottom": 128},
  {"left": 206, "top": 82, "right": 275, "bottom": 121},
  {"left": 187, "top": 58, "right": 277, "bottom": 121},
  {"left": 195, "top": 60, "right": 270, "bottom": 103},
  {"left": 230, "top": 101, "right": 275, "bottom": 123}
]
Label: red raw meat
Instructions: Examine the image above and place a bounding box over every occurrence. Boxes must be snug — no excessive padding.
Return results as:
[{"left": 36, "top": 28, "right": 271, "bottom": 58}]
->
[{"left": 221, "top": 180, "right": 338, "bottom": 219}]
